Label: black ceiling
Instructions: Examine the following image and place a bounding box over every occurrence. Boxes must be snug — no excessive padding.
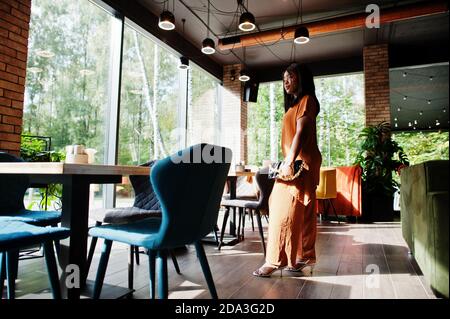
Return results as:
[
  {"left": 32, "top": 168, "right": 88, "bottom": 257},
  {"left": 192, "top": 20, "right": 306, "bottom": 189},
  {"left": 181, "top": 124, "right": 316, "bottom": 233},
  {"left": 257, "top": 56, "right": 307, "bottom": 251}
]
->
[
  {"left": 128, "top": 0, "right": 449, "bottom": 81},
  {"left": 390, "top": 63, "right": 449, "bottom": 132},
  {"left": 101, "top": 0, "right": 449, "bottom": 132}
]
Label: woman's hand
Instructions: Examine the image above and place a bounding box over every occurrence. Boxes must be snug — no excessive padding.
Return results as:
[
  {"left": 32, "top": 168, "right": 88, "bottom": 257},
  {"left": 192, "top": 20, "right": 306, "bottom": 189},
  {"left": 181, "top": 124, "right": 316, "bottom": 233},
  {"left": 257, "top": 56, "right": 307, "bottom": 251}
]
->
[{"left": 280, "top": 161, "right": 293, "bottom": 177}]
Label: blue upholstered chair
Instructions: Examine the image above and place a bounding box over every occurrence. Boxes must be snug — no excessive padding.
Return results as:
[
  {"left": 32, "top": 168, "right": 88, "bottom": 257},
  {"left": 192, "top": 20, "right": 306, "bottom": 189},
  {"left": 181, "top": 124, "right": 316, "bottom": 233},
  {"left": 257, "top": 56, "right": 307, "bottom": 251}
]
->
[
  {"left": 89, "top": 144, "right": 231, "bottom": 299},
  {"left": 0, "top": 152, "right": 61, "bottom": 226},
  {"left": 0, "top": 219, "right": 69, "bottom": 299},
  {"left": 87, "top": 160, "right": 181, "bottom": 291}
]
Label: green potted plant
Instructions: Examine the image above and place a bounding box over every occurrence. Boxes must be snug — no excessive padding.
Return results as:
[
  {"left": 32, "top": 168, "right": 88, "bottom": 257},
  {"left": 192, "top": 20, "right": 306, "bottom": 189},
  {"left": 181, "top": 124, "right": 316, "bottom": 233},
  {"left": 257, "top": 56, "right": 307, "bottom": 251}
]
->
[
  {"left": 20, "top": 135, "right": 65, "bottom": 210},
  {"left": 354, "top": 121, "right": 409, "bottom": 221}
]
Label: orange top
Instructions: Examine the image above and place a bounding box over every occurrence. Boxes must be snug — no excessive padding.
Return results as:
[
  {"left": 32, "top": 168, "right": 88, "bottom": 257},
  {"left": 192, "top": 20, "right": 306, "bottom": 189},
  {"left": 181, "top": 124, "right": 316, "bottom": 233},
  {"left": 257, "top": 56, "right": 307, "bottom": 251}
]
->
[{"left": 279, "top": 95, "right": 322, "bottom": 205}]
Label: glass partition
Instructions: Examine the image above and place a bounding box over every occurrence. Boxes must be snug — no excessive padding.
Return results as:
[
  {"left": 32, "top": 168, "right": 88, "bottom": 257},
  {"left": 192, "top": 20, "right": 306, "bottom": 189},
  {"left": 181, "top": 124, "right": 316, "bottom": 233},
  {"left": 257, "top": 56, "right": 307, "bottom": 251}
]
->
[
  {"left": 187, "top": 64, "right": 221, "bottom": 146},
  {"left": 23, "top": 0, "right": 118, "bottom": 210},
  {"left": 23, "top": 1, "right": 223, "bottom": 210},
  {"left": 116, "top": 23, "right": 184, "bottom": 207},
  {"left": 247, "top": 73, "right": 365, "bottom": 167}
]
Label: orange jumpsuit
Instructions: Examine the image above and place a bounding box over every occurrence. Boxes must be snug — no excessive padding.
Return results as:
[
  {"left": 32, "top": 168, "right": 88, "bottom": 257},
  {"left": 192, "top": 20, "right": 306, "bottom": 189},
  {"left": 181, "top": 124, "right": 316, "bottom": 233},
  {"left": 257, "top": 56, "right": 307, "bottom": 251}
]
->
[{"left": 266, "top": 95, "right": 322, "bottom": 268}]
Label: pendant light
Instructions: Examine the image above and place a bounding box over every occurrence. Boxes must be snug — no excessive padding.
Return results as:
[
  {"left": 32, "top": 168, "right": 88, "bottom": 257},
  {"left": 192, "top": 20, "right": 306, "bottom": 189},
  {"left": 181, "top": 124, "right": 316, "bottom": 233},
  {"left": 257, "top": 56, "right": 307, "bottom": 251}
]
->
[
  {"left": 239, "top": 48, "right": 250, "bottom": 82},
  {"left": 238, "top": 1, "right": 256, "bottom": 32},
  {"left": 294, "top": 0, "right": 309, "bottom": 44},
  {"left": 294, "top": 26, "right": 309, "bottom": 44},
  {"left": 178, "top": 56, "right": 189, "bottom": 70},
  {"left": 158, "top": 1, "right": 175, "bottom": 31},
  {"left": 178, "top": 19, "right": 189, "bottom": 70},
  {"left": 239, "top": 69, "right": 250, "bottom": 82},
  {"left": 201, "top": 0, "right": 216, "bottom": 55}
]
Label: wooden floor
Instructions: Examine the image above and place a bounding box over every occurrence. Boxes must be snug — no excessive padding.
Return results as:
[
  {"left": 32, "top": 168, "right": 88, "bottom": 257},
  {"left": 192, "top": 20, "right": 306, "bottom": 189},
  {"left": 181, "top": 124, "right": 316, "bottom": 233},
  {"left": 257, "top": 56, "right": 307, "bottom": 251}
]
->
[{"left": 6, "top": 212, "right": 437, "bottom": 299}]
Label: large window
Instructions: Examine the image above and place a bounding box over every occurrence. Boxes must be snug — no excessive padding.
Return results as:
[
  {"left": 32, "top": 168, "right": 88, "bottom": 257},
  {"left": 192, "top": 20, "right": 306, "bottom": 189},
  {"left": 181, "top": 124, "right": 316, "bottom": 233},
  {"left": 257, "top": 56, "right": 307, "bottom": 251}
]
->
[
  {"left": 22, "top": 0, "right": 224, "bottom": 210},
  {"left": 316, "top": 74, "right": 365, "bottom": 167},
  {"left": 187, "top": 64, "right": 221, "bottom": 146},
  {"left": 118, "top": 23, "right": 183, "bottom": 166},
  {"left": 24, "top": 0, "right": 114, "bottom": 162},
  {"left": 116, "top": 23, "right": 186, "bottom": 206},
  {"left": 247, "top": 73, "right": 365, "bottom": 167},
  {"left": 23, "top": 0, "right": 118, "bottom": 209},
  {"left": 247, "top": 82, "right": 284, "bottom": 165}
]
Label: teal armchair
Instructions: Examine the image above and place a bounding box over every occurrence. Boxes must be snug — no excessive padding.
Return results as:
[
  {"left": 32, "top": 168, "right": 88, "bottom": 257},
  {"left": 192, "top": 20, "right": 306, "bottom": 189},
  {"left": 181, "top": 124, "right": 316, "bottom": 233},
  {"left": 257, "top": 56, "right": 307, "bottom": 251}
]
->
[
  {"left": 0, "top": 219, "right": 69, "bottom": 299},
  {"left": 89, "top": 144, "right": 231, "bottom": 299}
]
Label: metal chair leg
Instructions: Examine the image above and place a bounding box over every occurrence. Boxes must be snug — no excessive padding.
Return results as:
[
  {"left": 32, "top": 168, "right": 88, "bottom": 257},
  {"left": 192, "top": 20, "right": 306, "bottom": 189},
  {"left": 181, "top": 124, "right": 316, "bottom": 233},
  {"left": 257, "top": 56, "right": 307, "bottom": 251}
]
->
[
  {"left": 231, "top": 207, "right": 237, "bottom": 236},
  {"left": 43, "top": 241, "right": 61, "bottom": 299},
  {"left": 237, "top": 207, "right": 243, "bottom": 240},
  {"left": 128, "top": 245, "right": 134, "bottom": 290},
  {"left": 0, "top": 252, "right": 5, "bottom": 298},
  {"left": 93, "top": 239, "right": 112, "bottom": 299},
  {"left": 249, "top": 209, "right": 255, "bottom": 231},
  {"left": 329, "top": 199, "right": 339, "bottom": 224},
  {"left": 213, "top": 225, "right": 219, "bottom": 245},
  {"left": 241, "top": 208, "right": 246, "bottom": 239},
  {"left": 255, "top": 210, "right": 266, "bottom": 256},
  {"left": 218, "top": 208, "right": 230, "bottom": 250},
  {"left": 134, "top": 246, "right": 140, "bottom": 265},
  {"left": 170, "top": 250, "right": 181, "bottom": 274}
]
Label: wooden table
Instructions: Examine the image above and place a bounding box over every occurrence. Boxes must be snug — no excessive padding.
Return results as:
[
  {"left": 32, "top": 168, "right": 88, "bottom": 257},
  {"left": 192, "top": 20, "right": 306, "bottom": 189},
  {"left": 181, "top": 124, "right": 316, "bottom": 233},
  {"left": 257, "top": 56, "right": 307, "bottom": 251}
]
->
[
  {"left": 227, "top": 171, "right": 256, "bottom": 200},
  {"left": 0, "top": 162, "right": 149, "bottom": 299}
]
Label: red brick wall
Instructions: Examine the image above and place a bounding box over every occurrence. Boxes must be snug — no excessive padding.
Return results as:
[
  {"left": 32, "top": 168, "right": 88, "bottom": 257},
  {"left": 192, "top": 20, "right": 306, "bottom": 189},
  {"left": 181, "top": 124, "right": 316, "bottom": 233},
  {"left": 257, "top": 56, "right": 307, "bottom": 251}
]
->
[
  {"left": 0, "top": 0, "right": 30, "bottom": 156},
  {"left": 222, "top": 64, "right": 248, "bottom": 165},
  {"left": 363, "top": 44, "right": 391, "bottom": 127}
]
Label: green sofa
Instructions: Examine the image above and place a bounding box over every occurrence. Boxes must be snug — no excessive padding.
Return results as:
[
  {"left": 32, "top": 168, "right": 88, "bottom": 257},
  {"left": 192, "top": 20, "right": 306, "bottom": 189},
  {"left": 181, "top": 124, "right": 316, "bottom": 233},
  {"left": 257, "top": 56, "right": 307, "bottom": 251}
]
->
[{"left": 400, "top": 160, "right": 449, "bottom": 298}]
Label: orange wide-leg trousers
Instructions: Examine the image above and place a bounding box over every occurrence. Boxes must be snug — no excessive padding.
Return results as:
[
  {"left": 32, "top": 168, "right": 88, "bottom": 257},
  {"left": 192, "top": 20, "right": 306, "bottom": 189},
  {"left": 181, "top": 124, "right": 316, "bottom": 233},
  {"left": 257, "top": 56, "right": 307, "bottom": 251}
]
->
[{"left": 266, "top": 182, "right": 317, "bottom": 268}]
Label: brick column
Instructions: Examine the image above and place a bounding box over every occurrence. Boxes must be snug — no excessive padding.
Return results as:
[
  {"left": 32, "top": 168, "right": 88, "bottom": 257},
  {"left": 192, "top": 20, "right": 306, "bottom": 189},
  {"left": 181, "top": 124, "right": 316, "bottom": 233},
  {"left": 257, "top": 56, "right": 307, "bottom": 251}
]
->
[
  {"left": 363, "top": 44, "right": 391, "bottom": 127},
  {"left": 0, "top": 0, "right": 30, "bottom": 156},
  {"left": 221, "top": 64, "right": 247, "bottom": 165}
]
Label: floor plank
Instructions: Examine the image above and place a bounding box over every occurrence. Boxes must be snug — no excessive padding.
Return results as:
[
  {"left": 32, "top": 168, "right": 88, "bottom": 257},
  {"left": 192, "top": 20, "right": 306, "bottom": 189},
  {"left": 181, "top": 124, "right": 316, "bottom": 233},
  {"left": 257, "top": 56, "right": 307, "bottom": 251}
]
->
[{"left": 6, "top": 215, "right": 439, "bottom": 300}]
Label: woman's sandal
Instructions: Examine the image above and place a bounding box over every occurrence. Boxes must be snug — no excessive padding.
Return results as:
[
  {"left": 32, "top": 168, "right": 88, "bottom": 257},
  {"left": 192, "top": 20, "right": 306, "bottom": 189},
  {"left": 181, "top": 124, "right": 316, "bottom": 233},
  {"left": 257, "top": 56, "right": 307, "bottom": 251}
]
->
[
  {"left": 252, "top": 265, "right": 284, "bottom": 277},
  {"left": 285, "top": 260, "right": 316, "bottom": 272}
]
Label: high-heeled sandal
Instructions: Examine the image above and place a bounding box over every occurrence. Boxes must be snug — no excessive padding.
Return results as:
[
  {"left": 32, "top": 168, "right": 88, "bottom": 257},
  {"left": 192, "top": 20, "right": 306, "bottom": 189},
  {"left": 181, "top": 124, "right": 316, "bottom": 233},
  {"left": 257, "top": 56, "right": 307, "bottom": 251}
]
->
[
  {"left": 252, "top": 265, "right": 284, "bottom": 277},
  {"left": 285, "top": 259, "right": 316, "bottom": 272}
]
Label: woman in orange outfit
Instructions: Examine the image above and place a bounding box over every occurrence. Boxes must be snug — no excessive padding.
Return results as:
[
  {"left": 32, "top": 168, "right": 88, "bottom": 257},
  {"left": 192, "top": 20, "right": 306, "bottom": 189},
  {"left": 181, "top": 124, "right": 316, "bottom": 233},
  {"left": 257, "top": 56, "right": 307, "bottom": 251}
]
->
[{"left": 253, "top": 63, "right": 322, "bottom": 277}]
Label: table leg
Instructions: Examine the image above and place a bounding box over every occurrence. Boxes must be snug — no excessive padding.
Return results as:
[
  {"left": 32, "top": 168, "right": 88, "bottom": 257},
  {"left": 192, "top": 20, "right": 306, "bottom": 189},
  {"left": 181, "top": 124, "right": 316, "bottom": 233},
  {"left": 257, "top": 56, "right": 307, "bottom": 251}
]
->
[
  {"left": 228, "top": 176, "right": 237, "bottom": 199},
  {"left": 230, "top": 207, "right": 237, "bottom": 236},
  {"left": 228, "top": 176, "right": 237, "bottom": 236},
  {"left": 59, "top": 175, "right": 90, "bottom": 300}
]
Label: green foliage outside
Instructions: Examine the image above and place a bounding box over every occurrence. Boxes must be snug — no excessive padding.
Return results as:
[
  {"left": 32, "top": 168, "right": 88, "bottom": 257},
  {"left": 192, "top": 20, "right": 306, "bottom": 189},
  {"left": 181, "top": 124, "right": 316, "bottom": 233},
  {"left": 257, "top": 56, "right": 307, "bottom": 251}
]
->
[
  {"left": 24, "top": 0, "right": 219, "bottom": 170},
  {"left": 247, "top": 82, "right": 284, "bottom": 166},
  {"left": 20, "top": 136, "right": 65, "bottom": 210},
  {"left": 118, "top": 27, "right": 182, "bottom": 165},
  {"left": 393, "top": 131, "right": 449, "bottom": 165},
  {"left": 24, "top": 0, "right": 110, "bottom": 160},
  {"left": 247, "top": 74, "right": 365, "bottom": 167},
  {"left": 316, "top": 75, "right": 365, "bottom": 167},
  {"left": 22, "top": 0, "right": 220, "bottom": 206}
]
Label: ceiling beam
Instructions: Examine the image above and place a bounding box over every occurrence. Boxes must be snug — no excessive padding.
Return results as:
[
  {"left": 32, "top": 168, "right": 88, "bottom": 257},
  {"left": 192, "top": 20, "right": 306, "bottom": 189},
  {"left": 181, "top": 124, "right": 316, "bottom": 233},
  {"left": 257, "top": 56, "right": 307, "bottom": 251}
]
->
[
  {"left": 218, "top": 0, "right": 449, "bottom": 50},
  {"left": 252, "top": 56, "right": 364, "bottom": 83},
  {"left": 251, "top": 42, "right": 449, "bottom": 83}
]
